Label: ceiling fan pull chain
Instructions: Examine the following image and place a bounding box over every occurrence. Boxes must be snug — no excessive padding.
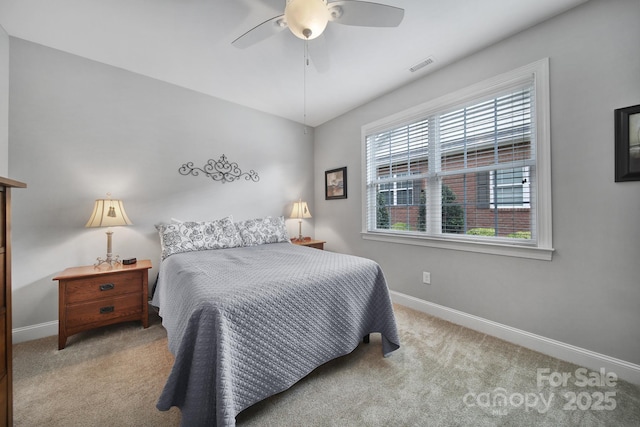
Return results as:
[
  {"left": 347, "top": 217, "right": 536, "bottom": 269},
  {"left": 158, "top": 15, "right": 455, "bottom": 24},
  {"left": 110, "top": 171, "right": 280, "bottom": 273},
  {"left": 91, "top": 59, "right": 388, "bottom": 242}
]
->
[{"left": 303, "top": 40, "right": 308, "bottom": 134}]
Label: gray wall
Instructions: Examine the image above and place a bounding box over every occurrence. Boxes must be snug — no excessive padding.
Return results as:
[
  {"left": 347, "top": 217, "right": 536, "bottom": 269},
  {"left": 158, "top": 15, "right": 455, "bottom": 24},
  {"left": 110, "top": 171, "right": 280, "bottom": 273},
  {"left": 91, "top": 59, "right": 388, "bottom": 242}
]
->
[
  {"left": 8, "top": 39, "right": 314, "bottom": 330},
  {"left": 314, "top": 0, "right": 640, "bottom": 365},
  {"left": 0, "top": 24, "right": 8, "bottom": 176}
]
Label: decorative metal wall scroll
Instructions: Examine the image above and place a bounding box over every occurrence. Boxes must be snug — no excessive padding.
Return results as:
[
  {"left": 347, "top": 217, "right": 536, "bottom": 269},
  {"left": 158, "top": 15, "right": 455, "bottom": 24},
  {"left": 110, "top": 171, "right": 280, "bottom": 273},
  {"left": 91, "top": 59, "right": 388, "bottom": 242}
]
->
[{"left": 179, "top": 154, "right": 260, "bottom": 184}]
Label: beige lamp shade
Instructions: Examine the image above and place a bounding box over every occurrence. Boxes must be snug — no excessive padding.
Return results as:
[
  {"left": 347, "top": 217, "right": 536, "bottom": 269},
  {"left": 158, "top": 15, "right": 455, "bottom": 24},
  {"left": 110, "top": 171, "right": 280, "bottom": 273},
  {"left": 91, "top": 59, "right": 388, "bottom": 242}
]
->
[
  {"left": 85, "top": 198, "right": 132, "bottom": 228},
  {"left": 290, "top": 200, "right": 312, "bottom": 219}
]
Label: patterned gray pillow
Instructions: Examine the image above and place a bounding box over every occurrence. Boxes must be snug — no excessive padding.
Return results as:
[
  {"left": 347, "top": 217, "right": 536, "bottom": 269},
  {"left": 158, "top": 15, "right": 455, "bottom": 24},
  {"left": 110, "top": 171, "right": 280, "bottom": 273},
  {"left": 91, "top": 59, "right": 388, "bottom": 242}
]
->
[
  {"left": 181, "top": 217, "right": 243, "bottom": 251},
  {"left": 156, "top": 222, "right": 197, "bottom": 260},
  {"left": 156, "top": 216, "right": 243, "bottom": 259},
  {"left": 235, "top": 216, "right": 290, "bottom": 246}
]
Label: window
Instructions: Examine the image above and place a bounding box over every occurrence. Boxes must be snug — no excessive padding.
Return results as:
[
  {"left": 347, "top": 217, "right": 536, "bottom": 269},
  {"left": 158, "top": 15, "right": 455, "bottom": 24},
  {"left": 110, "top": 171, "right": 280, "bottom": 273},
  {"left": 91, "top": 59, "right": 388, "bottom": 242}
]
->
[
  {"left": 362, "top": 59, "right": 553, "bottom": 260},
  {"left": 490, "top": 167, "right": 530, "bottom": 209}
]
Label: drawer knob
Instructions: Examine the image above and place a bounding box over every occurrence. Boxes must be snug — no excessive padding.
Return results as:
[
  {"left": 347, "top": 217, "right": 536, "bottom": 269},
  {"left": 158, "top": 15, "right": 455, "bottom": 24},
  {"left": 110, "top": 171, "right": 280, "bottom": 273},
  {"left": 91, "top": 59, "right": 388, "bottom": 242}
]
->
[
  {"left": 99, "top": 306, "right": 115, "bottom": 314},
  {"left": 100, "top": 283, "right": 115, "bottom": 291}
]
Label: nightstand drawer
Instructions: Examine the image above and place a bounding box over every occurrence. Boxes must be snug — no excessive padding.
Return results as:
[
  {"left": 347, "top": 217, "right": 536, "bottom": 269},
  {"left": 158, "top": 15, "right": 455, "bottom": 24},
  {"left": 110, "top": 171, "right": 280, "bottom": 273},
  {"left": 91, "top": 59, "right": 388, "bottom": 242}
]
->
[
  {"left": 66, "top": 293, "right": 142, "bottom": 329},
  {"left": 303, "top": 241, "right": 324, "bottom": 250},
  {"left": 65, "top": 271, "right": 141, "bottom": 304}
]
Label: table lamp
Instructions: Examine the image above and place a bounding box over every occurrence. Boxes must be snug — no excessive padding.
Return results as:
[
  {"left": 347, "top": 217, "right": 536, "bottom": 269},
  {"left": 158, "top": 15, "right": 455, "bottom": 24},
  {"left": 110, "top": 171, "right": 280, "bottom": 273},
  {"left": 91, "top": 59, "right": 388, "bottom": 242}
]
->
[
  {"left": 85, "top": 194, "right": 132, "bottom": 266},
  {"left": 290, "top": 199, "right": 312, "bottom": 241}
]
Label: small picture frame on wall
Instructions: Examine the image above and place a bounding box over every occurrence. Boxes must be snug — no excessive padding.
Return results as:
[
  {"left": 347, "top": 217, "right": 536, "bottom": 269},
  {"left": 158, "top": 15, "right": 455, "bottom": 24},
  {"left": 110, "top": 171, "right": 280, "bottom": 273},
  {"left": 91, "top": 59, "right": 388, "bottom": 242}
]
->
[
  {"left": 325, "top": 167, "right": 347, "bottom": 200},
  {"left": 615, "top": 104, "right": 640, "bottom": 182}
]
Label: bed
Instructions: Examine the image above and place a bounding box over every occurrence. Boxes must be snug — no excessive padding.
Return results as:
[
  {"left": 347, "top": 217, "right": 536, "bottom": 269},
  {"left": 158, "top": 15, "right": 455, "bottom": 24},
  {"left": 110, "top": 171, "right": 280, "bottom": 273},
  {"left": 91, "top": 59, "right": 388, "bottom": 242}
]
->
[{"left": 151, "top": 216, "right": 400, "bottom": 426}]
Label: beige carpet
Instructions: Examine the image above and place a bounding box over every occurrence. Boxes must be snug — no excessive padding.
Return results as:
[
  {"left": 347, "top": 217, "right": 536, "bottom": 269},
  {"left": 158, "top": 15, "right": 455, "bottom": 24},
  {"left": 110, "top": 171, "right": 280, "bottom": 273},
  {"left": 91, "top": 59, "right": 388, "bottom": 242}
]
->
[{"left": 13, "top": 305, "right": 640, "bottom": 426}]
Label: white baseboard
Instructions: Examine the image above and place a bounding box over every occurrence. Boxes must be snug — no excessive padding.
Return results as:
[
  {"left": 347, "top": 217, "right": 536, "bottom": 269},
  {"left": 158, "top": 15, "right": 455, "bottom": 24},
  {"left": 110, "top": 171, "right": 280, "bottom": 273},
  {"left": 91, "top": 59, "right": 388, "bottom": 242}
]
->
[
  {"left": 12, "top": 321, "right": 58, "bottom": 344},
  {"left": 390, "top": 291, "right": 640, "bottom": 386}
]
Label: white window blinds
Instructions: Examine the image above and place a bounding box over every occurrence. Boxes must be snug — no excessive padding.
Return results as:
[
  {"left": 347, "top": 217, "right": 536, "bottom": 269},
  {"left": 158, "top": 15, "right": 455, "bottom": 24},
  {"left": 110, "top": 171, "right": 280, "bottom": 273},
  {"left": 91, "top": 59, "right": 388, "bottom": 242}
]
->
[{"left": 365, "top": 79, "right": 537, "bottom": 244}]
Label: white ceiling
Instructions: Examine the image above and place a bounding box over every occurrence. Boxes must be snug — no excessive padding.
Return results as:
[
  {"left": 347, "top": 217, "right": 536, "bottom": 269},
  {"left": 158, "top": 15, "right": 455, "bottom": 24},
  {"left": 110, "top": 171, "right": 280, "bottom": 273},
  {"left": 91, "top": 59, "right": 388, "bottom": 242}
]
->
[{"left": 0, "top": 0, "right": 588, "bottom": 127}]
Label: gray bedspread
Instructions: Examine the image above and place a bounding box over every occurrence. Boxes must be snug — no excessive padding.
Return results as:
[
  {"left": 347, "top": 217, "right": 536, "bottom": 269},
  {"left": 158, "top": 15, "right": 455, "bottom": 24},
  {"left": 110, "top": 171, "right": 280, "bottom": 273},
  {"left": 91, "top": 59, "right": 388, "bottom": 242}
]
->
[{"left": 152, "top": 242, "right": 400, "bottom": 426}]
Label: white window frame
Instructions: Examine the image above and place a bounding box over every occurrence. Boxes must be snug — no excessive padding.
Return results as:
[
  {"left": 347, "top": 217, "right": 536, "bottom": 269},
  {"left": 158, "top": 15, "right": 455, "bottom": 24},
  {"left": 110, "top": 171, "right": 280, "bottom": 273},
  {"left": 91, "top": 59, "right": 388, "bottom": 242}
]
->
[{"left": 361, "top": 59, "right": 553, "bottom": 261}]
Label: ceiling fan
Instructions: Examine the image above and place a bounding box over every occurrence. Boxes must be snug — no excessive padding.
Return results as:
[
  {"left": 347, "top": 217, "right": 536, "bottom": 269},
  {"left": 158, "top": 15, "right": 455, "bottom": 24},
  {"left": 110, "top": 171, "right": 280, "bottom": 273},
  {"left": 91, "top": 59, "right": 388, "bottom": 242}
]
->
[{"left": 232, "top": 0, "right": 405, "bottom": 49}]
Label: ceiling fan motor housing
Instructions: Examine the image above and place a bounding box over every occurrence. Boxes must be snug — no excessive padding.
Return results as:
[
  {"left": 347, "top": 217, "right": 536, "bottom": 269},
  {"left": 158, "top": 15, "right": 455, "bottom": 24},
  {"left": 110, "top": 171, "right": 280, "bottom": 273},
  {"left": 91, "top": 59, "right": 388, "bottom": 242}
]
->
[{"left": 285, "top": 0, "right": 330, "bottom": 40}]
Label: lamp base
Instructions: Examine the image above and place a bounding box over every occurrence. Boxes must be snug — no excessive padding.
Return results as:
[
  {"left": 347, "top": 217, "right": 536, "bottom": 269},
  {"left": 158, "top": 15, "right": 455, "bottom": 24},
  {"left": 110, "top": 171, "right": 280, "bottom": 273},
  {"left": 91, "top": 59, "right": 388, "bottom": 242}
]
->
[
  {"left": 291, "top": 220, "right": 310, "bottom": 242},
  {"left": 94, "top": 229, "right": 121, "bottom": 267},
  {"left": 94, "top": 254, "right": 121, "bottom": 267}
]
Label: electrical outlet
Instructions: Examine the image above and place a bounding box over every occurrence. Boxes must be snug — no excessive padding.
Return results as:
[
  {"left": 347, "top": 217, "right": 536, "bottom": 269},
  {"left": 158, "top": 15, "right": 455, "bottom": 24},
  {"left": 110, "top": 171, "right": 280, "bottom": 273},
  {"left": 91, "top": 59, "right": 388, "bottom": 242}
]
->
[{"left": 422, "top": 271, "right": 431, "bottom": 285}]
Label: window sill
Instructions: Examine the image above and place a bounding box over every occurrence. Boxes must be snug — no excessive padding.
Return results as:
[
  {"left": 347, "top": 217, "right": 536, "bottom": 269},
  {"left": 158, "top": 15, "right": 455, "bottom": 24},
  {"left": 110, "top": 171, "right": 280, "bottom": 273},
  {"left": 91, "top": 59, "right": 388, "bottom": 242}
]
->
[{"left": 361, "top": 231, "right": 554, "bottom": 261}]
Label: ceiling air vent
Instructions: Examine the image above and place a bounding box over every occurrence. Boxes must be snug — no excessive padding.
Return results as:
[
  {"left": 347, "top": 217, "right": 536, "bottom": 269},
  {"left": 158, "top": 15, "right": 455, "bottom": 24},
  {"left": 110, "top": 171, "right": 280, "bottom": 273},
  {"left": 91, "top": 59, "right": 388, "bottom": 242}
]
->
[{"left": 409, "top": 56, "right": 435, "bottom": 73}]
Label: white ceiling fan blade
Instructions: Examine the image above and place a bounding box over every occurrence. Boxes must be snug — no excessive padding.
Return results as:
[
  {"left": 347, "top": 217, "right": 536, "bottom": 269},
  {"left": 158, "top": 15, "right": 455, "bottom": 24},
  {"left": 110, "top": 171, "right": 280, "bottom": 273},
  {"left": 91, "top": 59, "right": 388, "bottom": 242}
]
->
[
  {"left": 232, "top": 14, "right": 287, "bottom": 49},
  {"left": 328, "top": 1, "right": 404, "bottom": 27}
]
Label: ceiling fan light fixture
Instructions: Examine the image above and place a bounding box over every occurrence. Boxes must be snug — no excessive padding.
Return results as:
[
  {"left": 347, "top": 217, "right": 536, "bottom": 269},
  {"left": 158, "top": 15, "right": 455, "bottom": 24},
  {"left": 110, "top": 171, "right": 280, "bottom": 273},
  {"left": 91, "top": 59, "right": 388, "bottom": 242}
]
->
[{"left": 285, "top": 0, "right": 330, "bottom": 40}]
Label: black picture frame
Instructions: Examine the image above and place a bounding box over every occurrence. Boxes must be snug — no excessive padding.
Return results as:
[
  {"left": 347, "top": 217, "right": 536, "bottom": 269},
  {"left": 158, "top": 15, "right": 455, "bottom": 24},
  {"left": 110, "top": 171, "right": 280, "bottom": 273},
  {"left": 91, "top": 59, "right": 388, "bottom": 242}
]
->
[
  {"left": 325, "top": 167, "right": 347, "bottom": 200},
  {"left": 615, "top": 104, "right": 640, "bottom": 182}
]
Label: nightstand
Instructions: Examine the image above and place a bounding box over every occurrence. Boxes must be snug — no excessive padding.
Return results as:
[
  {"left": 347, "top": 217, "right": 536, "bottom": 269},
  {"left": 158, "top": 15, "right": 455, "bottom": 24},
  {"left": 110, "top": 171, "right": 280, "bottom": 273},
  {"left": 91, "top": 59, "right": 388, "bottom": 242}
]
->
[
  {"left": 291, "top": 239, "right": 326, "bottom": 250},
  {"left": 52, "top": 260, "right": 152, "bottom": 350}
]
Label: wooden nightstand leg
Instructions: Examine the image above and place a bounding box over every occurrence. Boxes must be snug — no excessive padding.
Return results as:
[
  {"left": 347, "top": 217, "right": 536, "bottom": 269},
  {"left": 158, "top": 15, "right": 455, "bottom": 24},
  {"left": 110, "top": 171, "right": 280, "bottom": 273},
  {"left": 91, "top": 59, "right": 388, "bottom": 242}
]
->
[
  {"left": 141, "top": 273, "right": 149, "bottom": 329},
  {"left": 141, "top": 309, "right": 149, "bottom": 329},
  {"left": 58, "top": 334, "right": 66, "bottom": 350},
  {"left": 58, "top": 284, "right": 66, "bottom": 350}
]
